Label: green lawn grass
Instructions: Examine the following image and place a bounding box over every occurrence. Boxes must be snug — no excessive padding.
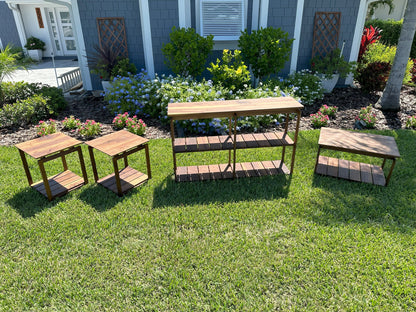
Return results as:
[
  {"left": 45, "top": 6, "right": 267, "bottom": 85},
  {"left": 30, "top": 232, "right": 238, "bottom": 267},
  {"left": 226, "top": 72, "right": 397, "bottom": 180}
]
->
[{"left": 1, "top": 129, "right": 416, "bottom": 311}]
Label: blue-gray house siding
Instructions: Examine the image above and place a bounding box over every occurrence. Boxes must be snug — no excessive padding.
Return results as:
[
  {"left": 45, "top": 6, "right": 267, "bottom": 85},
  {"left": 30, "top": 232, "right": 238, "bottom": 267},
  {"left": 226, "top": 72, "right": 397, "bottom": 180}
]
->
[
  {"left": 0, "top": 2, "right": 21, "bottom": 49},
  {"left": 77, "top": 0, "right": 145, "bottom": 89},
  {"left": 297, "top": 0, "right": 361, "bottom": 71}
]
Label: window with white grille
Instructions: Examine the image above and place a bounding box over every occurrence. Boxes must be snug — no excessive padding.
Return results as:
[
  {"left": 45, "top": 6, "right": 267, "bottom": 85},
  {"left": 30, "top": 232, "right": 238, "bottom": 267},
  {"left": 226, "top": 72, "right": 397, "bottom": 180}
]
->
[{"left": 199, "top": 0, "right": 245, "bottom": 41}]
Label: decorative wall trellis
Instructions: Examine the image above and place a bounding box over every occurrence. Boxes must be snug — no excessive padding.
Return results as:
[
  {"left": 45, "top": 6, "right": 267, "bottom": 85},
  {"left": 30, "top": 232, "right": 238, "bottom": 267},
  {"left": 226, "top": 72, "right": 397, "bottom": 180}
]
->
[
  {"left": 311, "top": 12, "right": 341, "bottom": 58},
  {"left": 96, "top": 17, "right": 128, "bottom": 58}
]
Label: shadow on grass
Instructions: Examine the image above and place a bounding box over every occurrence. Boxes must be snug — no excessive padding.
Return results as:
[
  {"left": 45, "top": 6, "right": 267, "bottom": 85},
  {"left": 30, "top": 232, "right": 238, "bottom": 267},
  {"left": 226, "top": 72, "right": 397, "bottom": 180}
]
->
[
  {"left": 78, "top": 184, "right": 136, "bottom": 212},
  {"left": 7, "top": 187, "right": 66, "bottom": 218},
  {"left": 152, "top": 174, "right": 291, "bottom": 208}
]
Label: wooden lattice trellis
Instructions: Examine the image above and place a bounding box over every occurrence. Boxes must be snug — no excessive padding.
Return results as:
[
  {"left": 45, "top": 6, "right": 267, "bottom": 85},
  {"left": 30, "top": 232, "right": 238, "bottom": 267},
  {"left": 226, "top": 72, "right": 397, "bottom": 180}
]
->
[
  {"left": 97, "top": 17, "right": 128, "bottom": 58},
  {"left": 311, "top": 12, "right": 341, "bottom": 58}
]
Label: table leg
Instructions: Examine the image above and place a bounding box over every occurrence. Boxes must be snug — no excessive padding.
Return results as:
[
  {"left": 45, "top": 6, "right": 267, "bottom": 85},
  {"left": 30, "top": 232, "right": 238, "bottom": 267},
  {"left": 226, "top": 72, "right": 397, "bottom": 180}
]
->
[
  {"left": 123, "top": 156, "right": 129, "bottom": 168},
  {"left": 228, "top": 117, "right": 233, "bottom": 166},
  {"left": 232, "top": 114, "right": 237, "bottom": 178},
  {"left": 18, "top": 149, "right": 33, "bottom": 186},
  {"left": 314, "top": 146, "right": 321, "bottom": 173},
  {"left": 61, "top": 152, "right": 68, "bottom": 171},
  {"left": 88, "top": 146, "right": 99, "bottom": 182},
  {"left": 77, "top": 146, "right": 88, "bottom": 184},
  {"left": 290, "top": 111, "right": 301, "bottom": 174},
  {"left": 170, "top": 119, "right": 177, "bottom": 177},
  {"left": 38, "top": 159, "right": 52, "bottom": 201},
  {"left": 282, "top": 113, "right": 290, "bottom": 164},
  {"left": 112, "top": 157, "right": 123, "bottom": 196},
  {"left": 385, "top": 158, "right": 396, "bottom": 186},
  {"left": 382, "top": 158, "right": 386, "bottom": 169},
  {"left": 145, "top": 144, "right": 152, "bottom": 179}
]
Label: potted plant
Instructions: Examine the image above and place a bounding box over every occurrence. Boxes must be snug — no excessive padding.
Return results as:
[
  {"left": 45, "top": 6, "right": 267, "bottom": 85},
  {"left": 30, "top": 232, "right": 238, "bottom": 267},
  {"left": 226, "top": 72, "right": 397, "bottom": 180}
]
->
[
  {"left": 311, "top": 48, "right": 356, "bottom": 93},
  {"left": 24, "top": 36, "right": 45, "bottom": 62},
  {"left": 87, "top": 44, "right": 137, "bottom": 91}
]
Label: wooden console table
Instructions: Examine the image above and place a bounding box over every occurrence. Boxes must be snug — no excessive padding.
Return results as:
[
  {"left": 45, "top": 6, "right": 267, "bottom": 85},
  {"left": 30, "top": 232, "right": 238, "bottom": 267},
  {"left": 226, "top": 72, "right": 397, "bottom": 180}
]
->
[
  {"left": 16, "top": 133, "right": 88, "bottom": 201},
  {"left": 85, "top": 130, "right": 151, "bottom": 196},
  {"left": 168, "top": 97, "right": 303, "bottom": 182},
  {"left": 315, "top": 127, "right": 400, "bottom": 186}
]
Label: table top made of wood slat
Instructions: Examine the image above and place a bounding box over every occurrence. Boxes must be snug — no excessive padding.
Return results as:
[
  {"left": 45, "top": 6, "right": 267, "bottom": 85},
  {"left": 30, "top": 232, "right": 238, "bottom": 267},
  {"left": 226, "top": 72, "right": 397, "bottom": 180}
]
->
[
  {"left": 85, "top": 130, "right": 148, "bottom": 157},
  {"left": 168, "top": 97, "right": 303, "bottom": 120},
  {"left": 15, "top": 132, "right": 82, "bottom": 159},
  {"left": 318, "top": 127, "right": 400, "bottom": 159}
]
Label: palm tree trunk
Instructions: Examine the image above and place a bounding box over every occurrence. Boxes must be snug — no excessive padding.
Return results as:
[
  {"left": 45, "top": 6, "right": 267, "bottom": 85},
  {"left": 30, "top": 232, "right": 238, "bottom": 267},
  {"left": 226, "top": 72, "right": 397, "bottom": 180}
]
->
[{"left": 377, "top": 0, "right": 416, "bottom": 111}]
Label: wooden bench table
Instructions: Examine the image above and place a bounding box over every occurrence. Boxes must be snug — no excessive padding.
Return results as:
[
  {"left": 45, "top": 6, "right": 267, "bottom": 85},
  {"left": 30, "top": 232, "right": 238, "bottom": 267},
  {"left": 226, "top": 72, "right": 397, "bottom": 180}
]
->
[
  {"left": 315, "top": 127, "right": 400, "bottom": 186},
  {"left": 15, "top": 133, "right": 88, "bottom": 201},
  {"left": 85, "top": 130, "right": 151, "bottom": 196},
  {"left": 168, "top": 97, "right": 303, "bottom": 182}
]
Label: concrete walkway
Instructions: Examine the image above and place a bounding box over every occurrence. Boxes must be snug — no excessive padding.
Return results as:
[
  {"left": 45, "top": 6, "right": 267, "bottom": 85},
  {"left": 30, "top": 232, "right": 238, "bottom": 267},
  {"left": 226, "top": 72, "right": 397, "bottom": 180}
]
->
[{"left": 4, "top": 58, "right": 80, "bottom": 88}]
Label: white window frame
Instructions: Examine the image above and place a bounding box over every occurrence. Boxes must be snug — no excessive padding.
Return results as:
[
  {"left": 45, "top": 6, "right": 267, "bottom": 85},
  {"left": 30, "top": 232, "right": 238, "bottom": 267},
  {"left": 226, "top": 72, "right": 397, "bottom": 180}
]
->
[{"left": 196, "top": 0, "right": 247, "bottom": 42}]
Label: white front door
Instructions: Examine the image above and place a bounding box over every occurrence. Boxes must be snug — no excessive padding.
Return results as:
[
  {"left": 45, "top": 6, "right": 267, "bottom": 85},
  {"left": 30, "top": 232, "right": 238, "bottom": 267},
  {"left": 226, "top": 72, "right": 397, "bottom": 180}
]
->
[{"left": 47, "top": 8, "right": 77, "bottom": 56}]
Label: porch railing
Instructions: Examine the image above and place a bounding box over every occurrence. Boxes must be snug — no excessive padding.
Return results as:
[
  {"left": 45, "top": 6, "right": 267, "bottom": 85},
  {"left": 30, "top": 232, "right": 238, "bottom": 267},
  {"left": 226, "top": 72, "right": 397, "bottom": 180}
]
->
[{"left": 58, "top": 68, "right": 82, "bottom": 92}]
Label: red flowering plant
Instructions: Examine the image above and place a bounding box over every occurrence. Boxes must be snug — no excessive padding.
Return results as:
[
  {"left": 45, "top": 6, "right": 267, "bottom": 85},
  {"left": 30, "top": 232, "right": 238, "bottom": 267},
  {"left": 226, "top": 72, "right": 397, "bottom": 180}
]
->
[
  {"left": 36, "top": 119, "right": 57, "bottom": 136},
  {"left": 62, "top": 115, "right": 81, "bottom": 131},
  {"left": 318, "top": 104, "right": 338, "bottom": 118},
  {"left": 126, "top": 116, "right": 146, "bottom": 136},
  {"left": 112, "top": 112, "right": 130, "bottom": 130},
  {"left": 78, "top": 119, "right": 101, "bottom": 138},
  {"left": 358, "top": 26, "right": 382, "bottom": 62},
  {"left": 310, "top": 111, "right": 329, "bottom": 128},
  {"left": 355, "top": 104, "right": 377, "bottom": 128}
]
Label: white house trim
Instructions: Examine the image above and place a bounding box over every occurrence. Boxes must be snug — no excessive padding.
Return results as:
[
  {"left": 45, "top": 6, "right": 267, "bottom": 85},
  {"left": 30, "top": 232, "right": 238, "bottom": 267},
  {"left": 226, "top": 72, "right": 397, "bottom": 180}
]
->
[
  {"left": 44, "top": 0, "right": 92, "bottom": 90},
  {"left": 258, "top": 0, "right": 269, "bottom": 28},
  {"left": 346, "top": 0, "right": 378, "bottom": 85},
  {"left": 7, "top": 3, "right": 27, "bottom": 50},
  {"left": 290, "top": 0, "right": 305, "bottom": 73},
  {"left": 178, "top": 0, "right": 191, "bottom": 28},
  {"left": 251, "top": 0, "right": 260, "bottom": 31},
  {"left": 138, "top": 0, "right": 155, "bottom": 78}
]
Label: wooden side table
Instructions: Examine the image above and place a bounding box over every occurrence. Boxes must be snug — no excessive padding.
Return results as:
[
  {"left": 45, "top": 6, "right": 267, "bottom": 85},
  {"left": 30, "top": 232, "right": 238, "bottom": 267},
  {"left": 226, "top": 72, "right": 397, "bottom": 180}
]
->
[
  {"left": 15, "top": 133, "right": 88, "bottom": 201},
  {"left": 85, "top": 130, "right": 151, "bottom": 196},
  {"left": 315, "top": 127, "right": 400, "bottom": 186}
]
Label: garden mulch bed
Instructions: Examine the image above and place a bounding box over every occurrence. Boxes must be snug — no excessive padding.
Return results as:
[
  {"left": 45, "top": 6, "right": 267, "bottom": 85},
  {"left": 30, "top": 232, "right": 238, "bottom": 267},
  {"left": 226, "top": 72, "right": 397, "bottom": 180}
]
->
[{"left": 1, "top": 85, "right": 415, "bottom": 146}]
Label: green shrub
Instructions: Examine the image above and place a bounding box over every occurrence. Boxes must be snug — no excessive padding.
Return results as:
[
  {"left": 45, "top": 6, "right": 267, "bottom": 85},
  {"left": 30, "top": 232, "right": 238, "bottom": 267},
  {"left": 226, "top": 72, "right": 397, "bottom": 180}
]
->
[
  {"left": 365, "top": 19, "right": 416, "bottom": 58},
  {"left": 355, "top": 61, "right": 391, "bottom": 92},
  {"left": 111, "top": 58, "right": 137, "bottom": 78},
  {"left": 311, "top": 48, "right": 356, "bottom": 79},
  {"left": 0, "top": 94, "right": 51, "bottom": 127},
  {"left": 24, "top": 36, "right": 45, "bottom": 51},
  {"left": 356, "top": 42, "right": 413, "bottom": 86},
  {"left": 162, "top": 27, "right": 214, "bottom": 77},
  {"left": 0, "top": 81, "right": 66, "bottom": 112},
  {"left": 267, "top": 69, "right": 324, "bottom": 106},
  {"left": 207, "top": 49, "right": 251, "bottom": 91},
  {"left": 238, "top": 27, "right": 294, "bottom": 81}
]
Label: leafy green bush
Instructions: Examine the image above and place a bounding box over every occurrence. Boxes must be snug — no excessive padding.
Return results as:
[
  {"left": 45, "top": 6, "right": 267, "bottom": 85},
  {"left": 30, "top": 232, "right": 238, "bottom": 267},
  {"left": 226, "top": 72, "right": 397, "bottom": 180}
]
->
[
  {"left": 311, "top": 48, "right": 356, "bottom": 79},
  {"left": 0, "top": 94, "right": 51, "bottom": 127},
  {"left": 238, "top": 27, "right": 294, "bottom": 81},
  {"left": 365, "top": 19, "right": 416, "bottom": 58},
  {"left": 355, "top": 42, "right": 414, "bottom": 90},
  {"left": 1, "top": 81, "right": 66, "bottom": 112},
  {"left": 111, "top": 58, "right": 137, "bottom": 78},
  {"left": 162, "top": 27, "right": 214, "bottom": 77},
  {"left": 267, "top": 69, "right": 324, "bottom": 106},
  {"left": 24, "top": 36, "right": 45, "bottom": 51},
  {"left": 355, "top": 61, "right": 391, "bottom": 92},
  {"left": 207, "top": 49, "right": 251, "bottom": 91}
]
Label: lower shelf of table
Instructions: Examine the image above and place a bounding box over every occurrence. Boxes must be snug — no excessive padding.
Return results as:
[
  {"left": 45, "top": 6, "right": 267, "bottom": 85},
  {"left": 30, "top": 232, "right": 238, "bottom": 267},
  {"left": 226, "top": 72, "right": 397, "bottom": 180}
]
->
[
  {"left": 315, "top": 156, "right": 386, "bottom": 186},
  {"left": 175, "top": 160, "right": 289, "bottom": 182},
  {"left": 97, "top": 166, "right": 148, "bottom": 194},
  {"left": 31, "top": 170, "right": 86, "bottom": 199}
]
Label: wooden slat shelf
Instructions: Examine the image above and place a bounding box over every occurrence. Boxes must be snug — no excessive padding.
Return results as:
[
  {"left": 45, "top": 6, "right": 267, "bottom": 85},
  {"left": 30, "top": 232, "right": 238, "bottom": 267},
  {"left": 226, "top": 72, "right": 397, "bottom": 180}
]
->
[
  {"left": 31, "top": 170, "right": 86, "bottom": 198},
  {"left": 97, "top": 166, "right": 148, "bottom": 194},
  {"left": 173, "top": 132, "right": 294, "bottom": 153},
  {"left": 175, "top": 160, "right": 289, "bottom": 182},
  {"left": 168, "top": 97, "right": 303, "bottom": 182},
  {"left": 315, "top": 156, "right": 386, "bottom": 186}
]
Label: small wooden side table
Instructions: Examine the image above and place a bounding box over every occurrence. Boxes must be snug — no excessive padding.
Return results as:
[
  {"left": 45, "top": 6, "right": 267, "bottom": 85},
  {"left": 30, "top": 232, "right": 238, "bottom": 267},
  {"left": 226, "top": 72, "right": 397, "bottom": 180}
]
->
[
  {"left": 85, "top": 130, "right": 151, "bottom": 196},
  {"left": 15, "top": 133, "right": 88, "bottom": 201},
  {"left": 315, "top": 127, "right": 400, "bottom": 186}
]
